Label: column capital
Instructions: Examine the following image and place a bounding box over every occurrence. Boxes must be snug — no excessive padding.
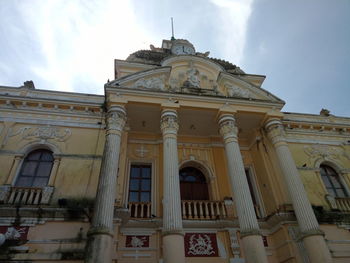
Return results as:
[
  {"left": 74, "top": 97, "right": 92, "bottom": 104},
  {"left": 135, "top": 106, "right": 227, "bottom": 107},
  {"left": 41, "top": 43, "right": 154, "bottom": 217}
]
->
[
  {"left": 264, "top": 118, "right": 286, "bottom": 146},
  {"left": 218, "top": 114, "right": 238, "bottom": 143},
  {"left": 106, "top": 106, "right": 126, "bottom": 135},
  {"left": 161, "top": 109, "right": 179, "bottom": 137}
]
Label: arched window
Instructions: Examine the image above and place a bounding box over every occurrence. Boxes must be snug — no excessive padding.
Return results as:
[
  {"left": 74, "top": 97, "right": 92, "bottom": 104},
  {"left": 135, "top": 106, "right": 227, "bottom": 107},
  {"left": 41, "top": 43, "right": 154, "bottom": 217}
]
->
[
  {"left": 179, "top": 167, "right": 209, "bottom": 200},
  {"left": 15, "top": 149, "right": 54, "bottom": 187},
  {"left": 320, "top": 164, "right": 348, "bottom": 198}
]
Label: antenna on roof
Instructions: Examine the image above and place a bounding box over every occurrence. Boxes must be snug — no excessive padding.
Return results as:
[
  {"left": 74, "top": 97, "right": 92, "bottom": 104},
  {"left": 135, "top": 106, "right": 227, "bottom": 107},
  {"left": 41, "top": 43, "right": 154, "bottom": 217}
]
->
[{"left": 171, "top": 17, "right": 175, "bottom": 40}]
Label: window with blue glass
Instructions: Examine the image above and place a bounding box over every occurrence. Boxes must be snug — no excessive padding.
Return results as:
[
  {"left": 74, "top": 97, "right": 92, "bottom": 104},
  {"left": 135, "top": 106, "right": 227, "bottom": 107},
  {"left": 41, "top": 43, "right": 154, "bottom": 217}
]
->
[{"left": 128, "top": 164, "right": 152, "bottom": 202}]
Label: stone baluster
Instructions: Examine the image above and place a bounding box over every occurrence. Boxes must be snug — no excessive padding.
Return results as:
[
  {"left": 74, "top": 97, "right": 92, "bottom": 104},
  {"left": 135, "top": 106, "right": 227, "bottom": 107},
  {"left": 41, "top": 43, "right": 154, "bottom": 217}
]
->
[
  {"left": 265, "top": 118, "right": 332, "bottom": 263},
  {"left": 161, "top": 109, "right": 185, "bottom": 263},
  {"left": 218, "top": 113, "right": 268, "bottom": 263},
  {"left": 85, "top": 105, "right": 126, "bottom": 263}
]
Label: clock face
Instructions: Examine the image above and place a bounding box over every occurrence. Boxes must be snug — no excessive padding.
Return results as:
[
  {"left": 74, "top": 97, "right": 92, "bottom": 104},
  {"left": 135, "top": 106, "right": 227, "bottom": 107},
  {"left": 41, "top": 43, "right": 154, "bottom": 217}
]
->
[{"left": 171, "top": 45, "right": 195, "bottom": 55}]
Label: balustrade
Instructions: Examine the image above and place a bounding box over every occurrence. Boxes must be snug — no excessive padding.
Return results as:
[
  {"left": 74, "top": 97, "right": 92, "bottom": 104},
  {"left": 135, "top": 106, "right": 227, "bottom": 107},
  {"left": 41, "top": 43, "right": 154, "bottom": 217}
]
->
[
  {"left": 128, "top": 202, "right": 152, "bottom": 218},
  {"left": 335, "top": 197, "right": 350, "bottom": 212},
  {"left": 181, "top": 200, "right": 229, "bottom": 220},
  {"left": 0, "top": 187, "right": 50, "bottom": 205}
]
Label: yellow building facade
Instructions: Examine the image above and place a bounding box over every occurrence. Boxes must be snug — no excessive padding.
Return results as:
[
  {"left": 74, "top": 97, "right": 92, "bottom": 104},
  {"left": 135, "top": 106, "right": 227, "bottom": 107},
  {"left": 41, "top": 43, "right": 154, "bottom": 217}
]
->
[{"left": 0, "top": 39, "right": 350, "bottom": 263}]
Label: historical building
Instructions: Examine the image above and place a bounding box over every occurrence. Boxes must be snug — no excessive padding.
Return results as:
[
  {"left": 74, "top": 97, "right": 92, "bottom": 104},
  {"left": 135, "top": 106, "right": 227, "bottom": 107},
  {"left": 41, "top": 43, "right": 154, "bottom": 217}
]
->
[{"left": 0, "top": 38, "right": 350, "bottom": 263}]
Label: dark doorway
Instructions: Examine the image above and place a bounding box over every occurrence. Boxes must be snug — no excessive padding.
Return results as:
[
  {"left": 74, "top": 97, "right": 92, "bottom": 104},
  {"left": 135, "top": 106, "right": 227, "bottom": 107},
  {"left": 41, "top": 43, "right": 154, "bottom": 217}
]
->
[{"left": 179, "top": 167, "right": 209, "bottom": 200}]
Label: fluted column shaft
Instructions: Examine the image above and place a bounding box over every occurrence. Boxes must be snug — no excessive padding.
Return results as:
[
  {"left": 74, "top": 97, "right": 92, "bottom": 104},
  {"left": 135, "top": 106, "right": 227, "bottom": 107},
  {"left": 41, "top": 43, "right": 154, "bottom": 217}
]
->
[
  {"left": 265, "top": 118, "right": 332, "bottom": 263},
  {"left": 161, "top": 109, "right": 185, "bottom": 263},
  {"left": 85, "top": 106, "right": 126, "bottom": 263},
  {"left": 219, "top": 114, "right": 268, "bottom": 263}
]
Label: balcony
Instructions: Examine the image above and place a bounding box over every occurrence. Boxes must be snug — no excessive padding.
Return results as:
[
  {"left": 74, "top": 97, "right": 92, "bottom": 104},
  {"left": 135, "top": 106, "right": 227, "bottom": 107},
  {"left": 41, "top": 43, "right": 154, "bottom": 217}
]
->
[
  {"left": 128, "top": 202, "right": 152, "bottom": 218},
  {"left": 128, "top": 199, "right": 235, "bottom": 220},
  {"left": 182, "top": 200, "right": 233, "bottom": 220},
  {"left": 0, "top": 185, "right": 54, "bottom": 205},
  {"left": 334, "top": 197, "right": 350, "bottom": 212}
]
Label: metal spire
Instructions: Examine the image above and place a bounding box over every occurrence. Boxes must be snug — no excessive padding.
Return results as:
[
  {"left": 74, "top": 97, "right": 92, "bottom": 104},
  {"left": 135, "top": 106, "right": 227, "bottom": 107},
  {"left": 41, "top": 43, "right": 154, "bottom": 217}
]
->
[{"left": 171, "top": 17, "right": 175, "bottom": 40}]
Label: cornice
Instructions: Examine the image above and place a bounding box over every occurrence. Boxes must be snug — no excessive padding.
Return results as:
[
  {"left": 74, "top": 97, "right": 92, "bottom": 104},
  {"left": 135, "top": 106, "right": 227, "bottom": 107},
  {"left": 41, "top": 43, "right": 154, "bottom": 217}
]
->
[{"left": 105, "top": 86, "right": 284, "bottom": 110}]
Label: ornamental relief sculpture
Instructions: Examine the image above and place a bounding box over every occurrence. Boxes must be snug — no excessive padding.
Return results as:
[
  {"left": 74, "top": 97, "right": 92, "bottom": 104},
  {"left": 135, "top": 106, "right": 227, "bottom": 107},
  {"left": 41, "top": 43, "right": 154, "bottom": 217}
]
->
[
  {"left": 4, "top": 126, "right": 72, "bottom": 144},
  {"left": 133, "top": 76, "right": 166, "bottom": 91},
  {"left": 184, "top": 233, "right": 219, "bottom": 257},
  {"left": 225, "top": 83, "right": 252, "bottom": 99},
  {"left": 304, "top": 144, "right": 350, "bottom": 161},
  {"left": 169, "top": 62, "right": 221, "bottom": 96}
]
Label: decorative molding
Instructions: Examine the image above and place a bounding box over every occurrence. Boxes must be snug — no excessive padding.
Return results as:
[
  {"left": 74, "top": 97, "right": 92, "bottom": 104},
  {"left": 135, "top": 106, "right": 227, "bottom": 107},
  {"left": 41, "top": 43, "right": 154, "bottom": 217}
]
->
[
  {"left": 304, "top": 144, "right": 350, "bottom": 161},
  {"left": 4, "top": 126, "right": 72, "bottom": 145}
]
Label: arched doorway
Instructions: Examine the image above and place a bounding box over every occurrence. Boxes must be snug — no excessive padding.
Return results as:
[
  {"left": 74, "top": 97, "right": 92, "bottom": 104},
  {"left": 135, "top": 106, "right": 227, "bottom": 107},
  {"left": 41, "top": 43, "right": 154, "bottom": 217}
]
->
[{"left": 179, "top": 167, "right": 209, "bottom": 200}]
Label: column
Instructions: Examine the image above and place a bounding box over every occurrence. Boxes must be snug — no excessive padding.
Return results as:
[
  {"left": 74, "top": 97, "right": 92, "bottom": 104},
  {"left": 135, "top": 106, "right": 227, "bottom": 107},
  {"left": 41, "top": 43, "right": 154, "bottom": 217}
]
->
[
  {"left": 85, "top": 105, "right": 126, "bottom": 263},
  {"left": 265, "top": 118, "right": 332, "bottom": 263},
  {"left": 218, "top": 114, "right": 268, "bottom": 263},
  {"left": 160, "top": 109, "right": 185, "bottom": 263}
]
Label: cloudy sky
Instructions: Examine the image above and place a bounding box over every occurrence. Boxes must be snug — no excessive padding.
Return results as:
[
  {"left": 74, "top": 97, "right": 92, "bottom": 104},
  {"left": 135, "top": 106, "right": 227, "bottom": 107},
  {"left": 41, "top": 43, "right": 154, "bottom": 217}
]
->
[{"left": 1, "top": 0, "right": 349, "bottom": 116}]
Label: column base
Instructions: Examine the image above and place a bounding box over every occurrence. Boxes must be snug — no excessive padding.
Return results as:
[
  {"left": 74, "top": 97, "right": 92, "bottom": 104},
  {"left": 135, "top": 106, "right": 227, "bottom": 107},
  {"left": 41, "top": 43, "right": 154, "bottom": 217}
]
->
[
  {"left": 241, "top": 235, "right": 268, "bottom": 263},
  {"left": 85, "top": 228, "right": 114, "bottom": 263},
  {"left": 303, "top": 234, "right": 332, "bottom": 263},
  {"left": 163, "top": 233, "right": 185, "bottom": 263}
]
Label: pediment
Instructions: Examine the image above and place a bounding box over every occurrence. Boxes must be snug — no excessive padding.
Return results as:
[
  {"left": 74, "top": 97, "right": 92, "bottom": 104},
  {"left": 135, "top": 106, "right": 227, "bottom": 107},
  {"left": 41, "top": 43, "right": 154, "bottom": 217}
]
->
[
  {"left": 217, "top": 72, "right": 284, "bottom": 103},
  {"left": 109, "top": 67, "right": 171, "bottom": 92},
  {"left": 109, "top": 57, "right": 284, "bottom": 104}
]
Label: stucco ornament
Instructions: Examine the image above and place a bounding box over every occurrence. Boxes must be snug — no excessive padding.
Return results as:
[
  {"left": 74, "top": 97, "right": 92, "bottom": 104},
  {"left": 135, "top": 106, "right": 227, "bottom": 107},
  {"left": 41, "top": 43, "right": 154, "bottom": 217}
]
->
[
  {"left": 304, "top": 144, "right": 350, "bottom": 160},
  {"left": 133, "top": 76, "right": 166, "bottom": 91},
  {"left": 130, "top": 236, "right": 147, "bottom": 248},
  {"left": 7, "top": 126, "right": 71, "bottom": 143},
  {"left": 0, "top": 227, "right": 26, "bottom": 247},
  {"left": 188, "top": 234, "right": 215, "bottom": 256},
  {"left": 184, "top": 62, "right": 200, "bottom": 88},
  {"left": 106, "top": 109, "right": 126, "bottom": 132},
  {"left": 225, "top": 83, "right": 251, "bottom": 98}
]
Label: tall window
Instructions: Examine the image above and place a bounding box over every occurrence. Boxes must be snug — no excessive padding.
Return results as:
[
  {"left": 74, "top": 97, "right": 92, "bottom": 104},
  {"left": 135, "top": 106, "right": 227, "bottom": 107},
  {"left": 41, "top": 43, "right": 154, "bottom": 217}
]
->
[
  {"left": 320, "top": 164, "right": 348, "bottom": 198},
  {"left": 15, "top": 149, "right": 54, "bottom": 187},
  {"left": 128, "top": 164, "right": 152, "bottom": 202},
  {"left": 179, "top": 167, "right": 209, "bottom": 200}
]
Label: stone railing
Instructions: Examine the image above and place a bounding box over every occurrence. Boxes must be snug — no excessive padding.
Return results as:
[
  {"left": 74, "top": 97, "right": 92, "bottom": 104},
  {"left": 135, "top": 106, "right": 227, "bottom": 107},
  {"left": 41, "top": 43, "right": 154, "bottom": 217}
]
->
[
  {"left": 181, "top": 200, "right": 231, "bottom": 220},
  {"left": 334, "top": 197, "right": 350, "bottom": 212},
  {"left": 325, "top": 194, "right": 350, "bottom": 212},
  {"left": 128, "top": 202, "right": 152, "bottom": 218},
  {"left": 0, "top": 185, "right": 54, "bottom": 205}
]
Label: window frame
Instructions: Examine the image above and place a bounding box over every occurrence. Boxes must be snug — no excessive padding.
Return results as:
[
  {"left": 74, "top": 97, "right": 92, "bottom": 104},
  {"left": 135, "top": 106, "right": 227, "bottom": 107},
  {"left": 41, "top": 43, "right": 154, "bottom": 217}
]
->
[
  {"left": 244, "top": 166, "right": 266, "bottom": 218},
  {"left": 128, "top": 164, "right": 152, "bottom": 203},
  {"left": 320, "top": 164, "right": 349, "bottom": 198},
  {"left": 14, "top": 149, "right": 54, "bottom": 188}
]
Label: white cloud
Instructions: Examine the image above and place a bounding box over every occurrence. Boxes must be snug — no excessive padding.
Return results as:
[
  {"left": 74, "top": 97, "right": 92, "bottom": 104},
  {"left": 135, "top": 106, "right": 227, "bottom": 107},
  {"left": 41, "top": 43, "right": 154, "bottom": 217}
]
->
[
  {"left": 210, "top": 0, "right": 253, "bottom": 65},
  {"left": 15, "top": 0, "right": 159, "bottom": 93}
]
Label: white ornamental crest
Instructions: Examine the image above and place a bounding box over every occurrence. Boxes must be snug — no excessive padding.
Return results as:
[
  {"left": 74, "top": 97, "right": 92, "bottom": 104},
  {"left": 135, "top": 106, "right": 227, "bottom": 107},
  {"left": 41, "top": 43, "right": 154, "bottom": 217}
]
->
[{"left": 188, "top": 234, "right": 215, "bottom": 256}]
